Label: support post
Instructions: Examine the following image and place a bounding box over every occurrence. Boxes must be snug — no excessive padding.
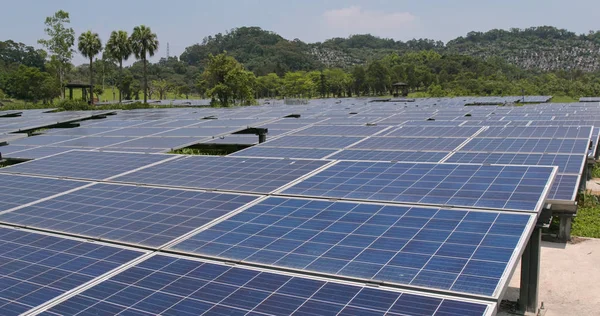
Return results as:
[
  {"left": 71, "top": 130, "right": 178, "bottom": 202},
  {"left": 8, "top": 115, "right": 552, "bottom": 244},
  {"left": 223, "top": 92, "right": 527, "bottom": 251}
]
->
[
  {"left": 520, "top": 226, "right": 542, "bottom": 313},
  {"left": 558, "top": 216, "right": 572, "bottom": 243},
  {"left": 69, "top": 87, "right": 73, "bottom": 100}
]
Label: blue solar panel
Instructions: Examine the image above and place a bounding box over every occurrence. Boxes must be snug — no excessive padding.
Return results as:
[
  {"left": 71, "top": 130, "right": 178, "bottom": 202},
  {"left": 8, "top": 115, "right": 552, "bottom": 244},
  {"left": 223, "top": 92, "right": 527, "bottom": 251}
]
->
[
  {"left": 0, "top": 146, "right": 74, "bottom": 160},
  {"left": 0, "top": 174, "right": 87, "bottom": 213},
  {"left": 282, "top": 161, "right": 555, "bottom": 212},
  {"left": 330, "top": 150, "right": 448, "bottom": 163},
  {"left": 44, "top": 127, "right": 116, "bottom": 136},
  {"left": 261, "top": 135, "right": 364, "bottom": 149},
  {"left": 292, "top": 125, "right": 387, "bottom": 136},
  {"left": 52, "top": 136, "right": 135, "bottom": 148},
  {"left": 478, "top": 126, "right": 593, "bottom": 139},
  {"left": 0, "top": 226, "right": 144, "bottom": 315},
  {"left": 98, "top": 127, "right": 173, "bottom": 137},
  {"left": 351, "top": 137, "right": 469, "bottom": 151},
  {"left": 105, "top": 137, "right": 202, "bottom": 150},
  {"left": 230, "top": 147, "right": 337, "bottom": 159},
  {"left": 115, "top": 156, "right": 330, "bottom": 194},
  {"left": 548, "top": 175, "right": 580, "bottom": 201},
  {"left": 9, "top": 135, "right": 78, "bottom": 146},
  {"left": 42, "top": 254, "right": 494, "bottom": 316},
  {"left": 0, "top": 151, "right": 175, "bottom": 180},
  {"left": 386, "top": 126, "right": 482, "bottom": 138},
  {"left": 461, "top": 138, "right": 589, "bottom": 154},
  {"left": 0, "top": 183, "right": 258, "bottom": 248},
  {"left": 445, "top": 152, "right": 585, "bottom": 174},
  {"left": 171, "top": 197, "right": 534, "bottom": 298},
  {"left": 154, "top": 127, "right": 239, "bottom": 137}
]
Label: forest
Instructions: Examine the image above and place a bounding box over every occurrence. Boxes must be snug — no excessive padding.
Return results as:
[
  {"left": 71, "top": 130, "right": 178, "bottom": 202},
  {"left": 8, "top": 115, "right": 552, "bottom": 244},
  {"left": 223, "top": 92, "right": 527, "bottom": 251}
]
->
[{"left": 2, "top": 10, "right": 600, "bottom": 107}]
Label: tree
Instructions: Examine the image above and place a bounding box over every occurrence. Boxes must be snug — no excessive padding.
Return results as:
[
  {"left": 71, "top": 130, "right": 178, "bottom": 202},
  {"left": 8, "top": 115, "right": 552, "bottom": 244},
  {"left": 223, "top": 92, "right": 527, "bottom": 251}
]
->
[
  {"left": 351, "top": 65, "right": 367, "bottom": 96},
  {"left": 201, "top": 52, "right": 255, "bottom": 106},
  {"left": 366, "top": 60, "right": 391, "bottom": 95},
  {"left": 130, "top": 25, "right": 159, "bottom": 104},
  {"left": 77, "top": 31, "right": 102, "bottom": 104},
  {"left": 38, "top": 10, "right": 75, "bottom": 99},
  {"left": 152, "top": 79, "right": 170, "bottom": 99},
  {"left": 105, "top": 30, "right": 132, "bottom": 103},
  {"left": 4, "top": 65, "right": 60, "bottom": 102}
]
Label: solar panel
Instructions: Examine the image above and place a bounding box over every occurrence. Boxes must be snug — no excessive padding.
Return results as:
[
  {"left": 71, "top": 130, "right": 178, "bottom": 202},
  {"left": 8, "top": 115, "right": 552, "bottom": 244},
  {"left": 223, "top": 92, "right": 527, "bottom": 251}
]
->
[
  {"left": 105, "top": 137, "right": 202, "bottom": 150},
  {"left": 281, "top": 161, "right": 556, "bottom": 212},
  {"left": 9, "top": 135, "right": 78, "bottom": 146},
  {"left": 477, "top": 126, "right": 593, "bottom": 139},
  {"left": 350, "top": 137, "right": 469, "bottom": 151},
  {"left": 445, "top": 152, "right": 585, "bottom": 174},
  {"left": 115, "top": 156, "right": 331, "bottom": 194},
  {"left": 51, "top": 136, "right": 134, "bottom": 148},
  {"left": 460, "top": 138, "right": 589, "bottom": 154},
  {"left": 385, "top": 126, "right": 482, "bottom": 138},
  {"left": 0, "top": 183, "right": 258, "bottom": 248},
  {"left": 0, "top": 151, "right": 175, "bottom": 180},
  {"left": 154, "top": 127, "right": 240, "bottom": 137},
  {"left": 44, "top": 127, "right": 116, "bottom": 136},
  {"left": 0, "top": 226, "right": 144, "bottom": 315},
  {"left": 0, "top": 174, "right": 87, "bottom": 213},
  {"left": 329, "top": 150, "right": 449, "bottom": 163},
  {"left": 230, "top": 147, "right": 337, "bottom": 159},
  {"left": 98, "top": 127, "right": 173, "bottom": 137},
  {"left": 0, "top": 145, "right": 69, "bottom": 159},
  {"left": 41, "top": 254, "right": 495, "bottom": 316},
  {"left": 261, "top": 135, "right": 364, "bottom": 149},
  {"left": 292, "top": 125, "right": 388, "bottom": 136},
  {"left": 171, "top": 197, "right": 535, "bottom": 298},
  {"left": 548, "top": 175, "right": 581, "bottom": 201}
]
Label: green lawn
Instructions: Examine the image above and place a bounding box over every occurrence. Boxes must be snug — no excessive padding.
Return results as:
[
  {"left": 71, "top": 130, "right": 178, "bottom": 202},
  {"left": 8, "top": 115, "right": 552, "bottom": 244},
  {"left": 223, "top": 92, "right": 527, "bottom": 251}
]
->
[{"left": 550, "top": 95, "right": 578, "bottom": 103}]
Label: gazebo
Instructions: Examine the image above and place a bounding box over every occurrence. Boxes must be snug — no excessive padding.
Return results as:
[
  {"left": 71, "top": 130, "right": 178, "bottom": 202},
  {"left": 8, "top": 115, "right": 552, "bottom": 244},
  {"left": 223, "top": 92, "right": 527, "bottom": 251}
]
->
[
  {"left": 392, "top": 82, "right": 409, "bottom": 97},
  {"left": 64, "top": 82, "right": 92, "bottom": 101}
]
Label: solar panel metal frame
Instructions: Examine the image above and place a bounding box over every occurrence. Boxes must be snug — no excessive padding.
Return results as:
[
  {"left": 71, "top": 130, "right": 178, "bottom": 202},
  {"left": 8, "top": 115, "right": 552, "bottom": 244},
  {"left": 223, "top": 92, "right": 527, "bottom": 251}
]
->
[
  {"left": 278, "top": 161, "right": 558, "bottom": 213},
  {"left": 0, "top": 150, "right": 180, "bottom": 181},
  {"left": 37, "top": 252, "right": 496, "bottom": 316},
  {"left": 168, "top": 196, "right": 539, "bottom": 302},
  {"left": 0, "top": 225, "right": 149, "bottom": 315},
  {"left": 0, "top": 182, "right": 261, "bottom": 249}
]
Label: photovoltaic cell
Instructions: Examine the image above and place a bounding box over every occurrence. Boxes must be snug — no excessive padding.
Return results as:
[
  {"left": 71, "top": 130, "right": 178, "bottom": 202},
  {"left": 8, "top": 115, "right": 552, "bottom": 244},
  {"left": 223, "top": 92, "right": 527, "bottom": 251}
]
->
[
  {"left": 445, "top": 152, "right": 585, "bottom": 174},
  {"left": 8, "top": 135, "right": 78, "bottom": 146},
  {"left": 261, "top": 135, "right": 364, "bottom": 149},
  {"left": 0, "top": 146, "right": 73, "bottom": 160},
  {"left": 0, "top": 227, "right": 143, "bottom": 316},
  {"left": 0, "top": 183, "right": 258, "bottom": 248},
  {"left": 351, "top": 137, "right": 469, "bottom": 151},
  {"left": 329, "top": 150, "right": 449, "bottom": 163},
  {"left": 171, "top": 197, "right": 534, "bottom": 298},
  {"left": 292, "top": 125, "right": 387, "bottom": 136},
  {"left": 478, "top": 126, "right": 593, "bottom": 139},
  {"left": 230, "top": 147, "right": 337, "bottom": 159},
  {"left": 0, "top": 151, "right": 174, "bottom": 180},
  {"left": 547, "top": 175, "right": 580, "bottom": 201},
  {"left": 43, "top": 254, "right": 494, "bottom": 316},
  {"left": 386, "top": 126, "right": 482, "bottom": 138},
  {"left": 115, "top": 156, "right": 330, "bottom": 194},
  {"left": 0, "top": 174, "right": 86, "bottom": 213},
  {"left": 282, "top": 161, "right": 555, "bottom": 212},
  {"left": 52, "top": 136, "right": 134, "bottom": 148},
  {"left": 105, "top": 137, "right": 202, "bottom": 150},
  {"left": 460, "top": 138, "right": 589, "bottom": 154}
]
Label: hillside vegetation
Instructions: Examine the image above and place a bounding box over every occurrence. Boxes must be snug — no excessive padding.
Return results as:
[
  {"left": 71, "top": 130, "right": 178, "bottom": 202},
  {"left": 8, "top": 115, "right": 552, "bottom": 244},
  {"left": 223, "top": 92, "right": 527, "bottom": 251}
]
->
[{"left": 180, "top": 26, "right": 600, "bottom": 73}]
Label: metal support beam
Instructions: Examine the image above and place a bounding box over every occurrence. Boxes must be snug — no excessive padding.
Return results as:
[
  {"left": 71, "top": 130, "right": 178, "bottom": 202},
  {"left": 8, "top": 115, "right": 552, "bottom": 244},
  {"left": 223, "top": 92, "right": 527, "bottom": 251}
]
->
[
  {"left": 520, "top": 226, "right": 542, "bottom": 313},
  {"left": 558, "top": 216, "right": 572, "bottom": 243}
]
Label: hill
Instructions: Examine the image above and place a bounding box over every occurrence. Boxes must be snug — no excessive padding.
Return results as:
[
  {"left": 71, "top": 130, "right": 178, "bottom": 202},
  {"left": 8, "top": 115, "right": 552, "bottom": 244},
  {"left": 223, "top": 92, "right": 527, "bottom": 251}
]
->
[{"left": 179, "top": 26, "right": 600, "bottom": 73}]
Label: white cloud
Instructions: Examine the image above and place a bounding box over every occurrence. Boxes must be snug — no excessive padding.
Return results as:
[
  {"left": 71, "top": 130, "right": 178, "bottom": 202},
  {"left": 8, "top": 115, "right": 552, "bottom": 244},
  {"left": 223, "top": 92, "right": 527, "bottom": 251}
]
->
[{"left": 322, "top": 6, "right": 419, "bottom": 39}]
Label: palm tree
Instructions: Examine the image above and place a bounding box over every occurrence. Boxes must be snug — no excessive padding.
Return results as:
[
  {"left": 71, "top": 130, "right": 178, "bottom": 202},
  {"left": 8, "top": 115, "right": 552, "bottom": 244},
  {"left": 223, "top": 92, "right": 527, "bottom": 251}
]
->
[
  {"left": 78, "top": 31, "right": 102, "bottom": 104},
  {"left": 105, "top": 30, "right": 132, "bottom": 103},
  {"left": 130, "top": 25, "right": 158, "bottom": 104}
]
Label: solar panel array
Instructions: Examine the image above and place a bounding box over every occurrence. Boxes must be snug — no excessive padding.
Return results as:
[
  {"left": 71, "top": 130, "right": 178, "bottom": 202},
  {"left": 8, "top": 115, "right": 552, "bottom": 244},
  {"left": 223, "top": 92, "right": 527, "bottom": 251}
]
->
[{"left": 1, "top": 96, "right": 600, "bottom": 315}]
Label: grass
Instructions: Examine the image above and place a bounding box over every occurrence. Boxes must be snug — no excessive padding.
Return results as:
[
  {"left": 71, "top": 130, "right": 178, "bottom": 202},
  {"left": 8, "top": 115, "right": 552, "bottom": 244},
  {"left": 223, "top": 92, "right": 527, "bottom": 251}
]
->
[
  {"left": 572, "top": 192, "right": 600, "bottom": 238},
  {"left": 591, "top": 162, "right": 600, "bottom": 178},
  {"left": 71, "top": 87, "right": 202, "bottom": 102},
  {"left": 550, "top": 95, "right": 578, "bottom": 103},
  {"left": 1, "top": 99, "right": 185, "bottom": 112}
]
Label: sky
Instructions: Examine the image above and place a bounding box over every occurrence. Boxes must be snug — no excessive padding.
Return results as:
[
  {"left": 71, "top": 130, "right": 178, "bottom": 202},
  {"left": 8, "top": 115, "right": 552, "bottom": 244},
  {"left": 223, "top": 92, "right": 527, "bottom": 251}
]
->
[{"left": 1, "top": 0, "right": 599, "bottom": 65}]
